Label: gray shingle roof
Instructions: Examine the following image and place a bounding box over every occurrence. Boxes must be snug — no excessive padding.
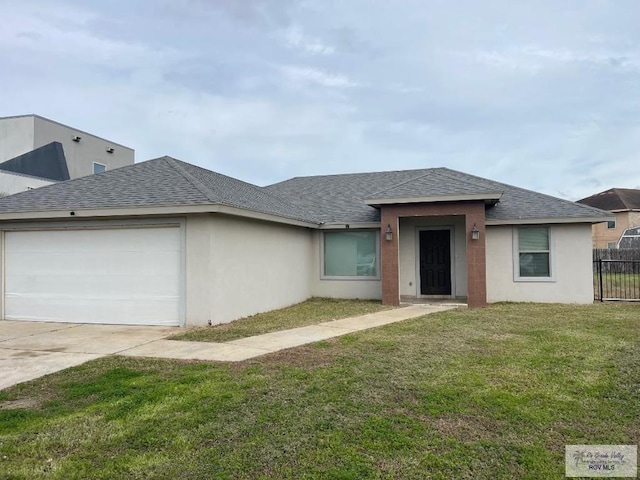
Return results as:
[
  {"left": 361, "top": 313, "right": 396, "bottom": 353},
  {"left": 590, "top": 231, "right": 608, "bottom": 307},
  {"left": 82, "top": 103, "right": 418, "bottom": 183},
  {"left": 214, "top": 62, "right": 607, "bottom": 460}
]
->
[
  {"left": 0, "top": 156, "right": 318, "bottom": 224},
  {"left": 266, "top": 167, "right": 610, "bottom": 223},
  {"left": 267, "top": 169, "right": 430, "bottom": 223},
  {"left": 0, "top": 158, "right": 609, "bottom": 225}
]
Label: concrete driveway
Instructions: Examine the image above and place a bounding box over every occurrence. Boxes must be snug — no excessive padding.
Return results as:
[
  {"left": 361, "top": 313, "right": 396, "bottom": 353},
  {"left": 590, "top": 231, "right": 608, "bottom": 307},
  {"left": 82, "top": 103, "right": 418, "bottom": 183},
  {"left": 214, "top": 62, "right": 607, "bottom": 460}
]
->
[{"left": 0, "top": 321, "right": 175, "bottom": 390}]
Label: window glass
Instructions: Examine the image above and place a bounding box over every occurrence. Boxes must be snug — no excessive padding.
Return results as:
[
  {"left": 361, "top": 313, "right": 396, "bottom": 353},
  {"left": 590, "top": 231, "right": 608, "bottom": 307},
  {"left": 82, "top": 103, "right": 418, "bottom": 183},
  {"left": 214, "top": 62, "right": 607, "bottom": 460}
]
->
[
  {"left": 324, "top": 231, "right": 377, "bottom": 277},
  {"left": 607, "top": 220, "right": 616, "bottom": 229},
  {"left": 518, "top": 227, "right": 550, "bottom": 277},
  {"left": 93, "top": 163, "right": 106, "bottom": 174}
]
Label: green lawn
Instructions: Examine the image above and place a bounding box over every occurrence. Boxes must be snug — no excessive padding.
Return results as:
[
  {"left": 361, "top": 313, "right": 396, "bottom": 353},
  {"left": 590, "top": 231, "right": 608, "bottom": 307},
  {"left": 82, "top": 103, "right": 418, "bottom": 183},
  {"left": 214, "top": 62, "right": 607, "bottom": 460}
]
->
[
  {"left": 0, "top": 303, "right": 638, "bottom": 479},
  {"left": 169, "top": 297, "right": 393, "bottom": 342}
]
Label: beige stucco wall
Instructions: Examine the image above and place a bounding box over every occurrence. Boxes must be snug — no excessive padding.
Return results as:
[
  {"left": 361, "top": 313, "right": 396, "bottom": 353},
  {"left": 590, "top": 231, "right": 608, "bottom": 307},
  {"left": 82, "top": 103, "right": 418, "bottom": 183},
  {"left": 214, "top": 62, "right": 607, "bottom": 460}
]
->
[
  {"left": 33, "top": 117, "right": 134, "bottom": 179},
  {"left": 0, "top": 116, "right": 35, "bottom": 162},
  {"left": 486, "top": 224, "right": 593, "bottom": 303},
  {"left": 309, "top": 230, "right": 382, "bottom": 300},
  {"left": 591, "top": 211, "right": 640, "bottom": 248},
  {"left": 185, "top": 214, "right": 314, "bottom": 326},
  {"left": 0, "top": 171, "right": 54, "bottom": 196},
  {"left": 592, "top": 212, "right": 628, "bottom": 248},
  {"left": 398, "top": 216, "right": 468, "bottom": 297}
]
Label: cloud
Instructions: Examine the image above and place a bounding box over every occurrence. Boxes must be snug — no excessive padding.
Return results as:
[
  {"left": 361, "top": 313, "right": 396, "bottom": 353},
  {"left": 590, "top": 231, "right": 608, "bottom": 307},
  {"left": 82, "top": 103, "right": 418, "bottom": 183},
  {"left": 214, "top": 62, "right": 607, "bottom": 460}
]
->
[
  {"left": 468, "top": 45, "right": 640, "bottom": 73},
  {"left": 0, "top": 2, "right": 187, "bottom": 72},
  {"left": 279, "top": 65, "right": 358, "bottom": 88},
  {"left": 191, "top": 0, "right": 295, "bottom": 28},
  {"left": 1, "top": 0, "right": 640, "bottom": 200},
  {"left": 280, "top": 26, "right": 335, "bottom": 55}
]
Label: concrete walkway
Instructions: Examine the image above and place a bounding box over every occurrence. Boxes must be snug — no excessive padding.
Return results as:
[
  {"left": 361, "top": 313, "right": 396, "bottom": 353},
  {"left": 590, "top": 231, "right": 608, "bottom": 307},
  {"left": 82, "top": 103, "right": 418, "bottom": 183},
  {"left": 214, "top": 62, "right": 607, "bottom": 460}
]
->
[
  {"left": 120, "top": 304, "right": 456, "bottom": 362},
  {"left": 1, "top": 304, "right": 456, "bottom": 390}
]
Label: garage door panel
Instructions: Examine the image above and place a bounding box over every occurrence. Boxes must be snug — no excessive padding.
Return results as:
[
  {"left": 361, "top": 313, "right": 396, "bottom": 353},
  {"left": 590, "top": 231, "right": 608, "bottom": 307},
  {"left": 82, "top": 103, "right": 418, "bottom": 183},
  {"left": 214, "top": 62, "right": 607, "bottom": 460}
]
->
[
  {"left": 12, "top": 228, "right": 179, "bottom": 252},
  {"left": 6, "top": 274, "right": 180, "bottom": 296},
  {"left": 4, "top": 227, "right": 182, "bottom": 326},
  {"left": 5, "top": 295, "right": 180, "bottom": 326},
  {"left": 8, "top": 251, "right": 180, "bottom": 277}
]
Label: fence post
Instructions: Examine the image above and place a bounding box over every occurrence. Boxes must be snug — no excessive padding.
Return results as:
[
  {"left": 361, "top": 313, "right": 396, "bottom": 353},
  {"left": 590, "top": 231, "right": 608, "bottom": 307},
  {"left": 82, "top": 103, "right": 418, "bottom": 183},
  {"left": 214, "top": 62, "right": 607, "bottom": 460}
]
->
[{"left": 598, "top": 258, "right": 603, "bottom": 302}]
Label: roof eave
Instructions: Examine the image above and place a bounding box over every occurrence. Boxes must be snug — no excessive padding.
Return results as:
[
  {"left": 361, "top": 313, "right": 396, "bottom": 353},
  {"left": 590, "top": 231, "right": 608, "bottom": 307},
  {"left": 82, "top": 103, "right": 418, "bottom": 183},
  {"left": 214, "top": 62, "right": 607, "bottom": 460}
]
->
[
  {"left": 364, "top": 192, "right": 503, "bottom": 207},
  {"left": 0, "top": 203, "right": 319, "bottom": 228},
  {"left": 486, "top": 215, "right": 615, "bottom": 226},
  {"left": 319, "top": 222, "right": 381, "bottom": 229}
]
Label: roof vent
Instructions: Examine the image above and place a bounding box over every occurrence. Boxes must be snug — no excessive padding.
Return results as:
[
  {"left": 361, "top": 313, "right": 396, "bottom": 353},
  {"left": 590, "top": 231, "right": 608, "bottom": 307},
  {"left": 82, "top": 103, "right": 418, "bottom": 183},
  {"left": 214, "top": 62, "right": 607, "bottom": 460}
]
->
[{"left": 72, "top": 135, "right": 81, "bottom": 142}]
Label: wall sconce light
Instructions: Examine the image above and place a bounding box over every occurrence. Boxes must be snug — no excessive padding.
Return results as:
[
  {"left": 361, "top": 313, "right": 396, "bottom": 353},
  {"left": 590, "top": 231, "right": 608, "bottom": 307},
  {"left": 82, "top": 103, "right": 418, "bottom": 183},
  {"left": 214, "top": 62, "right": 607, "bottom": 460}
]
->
[
  {"left": 106, "top": 147, "right": 115, "bottom": 153},
  {"left": 72, "top": 135, "right": 81, "bottom": 142},
  {"left": 471, "top": 224, "right": 480, "bottom": 240},
  {"left": 385, "top": 224, "right": 393, "bottom": 241}
]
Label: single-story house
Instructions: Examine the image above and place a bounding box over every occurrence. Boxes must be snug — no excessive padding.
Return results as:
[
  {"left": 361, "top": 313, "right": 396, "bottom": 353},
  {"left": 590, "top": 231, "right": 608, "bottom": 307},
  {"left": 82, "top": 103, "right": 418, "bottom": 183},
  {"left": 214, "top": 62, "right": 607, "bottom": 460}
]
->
[{"left": 0, "top": 157, "right": 611, "bottom": 327}]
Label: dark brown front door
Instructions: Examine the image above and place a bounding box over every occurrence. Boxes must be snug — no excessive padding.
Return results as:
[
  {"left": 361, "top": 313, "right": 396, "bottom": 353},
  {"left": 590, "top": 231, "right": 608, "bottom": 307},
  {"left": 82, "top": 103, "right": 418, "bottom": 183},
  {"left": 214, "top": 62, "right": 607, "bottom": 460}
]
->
[{"left": 419, "top": 230, "right": 451, "bottom": 295}]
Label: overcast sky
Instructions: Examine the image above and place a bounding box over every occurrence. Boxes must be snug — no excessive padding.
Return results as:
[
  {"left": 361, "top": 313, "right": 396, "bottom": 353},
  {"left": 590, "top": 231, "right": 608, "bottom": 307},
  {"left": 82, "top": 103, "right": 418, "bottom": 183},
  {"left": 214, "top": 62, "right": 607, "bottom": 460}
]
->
[{"left": 1, "top": 0, "right": 639, "bottom": 199}]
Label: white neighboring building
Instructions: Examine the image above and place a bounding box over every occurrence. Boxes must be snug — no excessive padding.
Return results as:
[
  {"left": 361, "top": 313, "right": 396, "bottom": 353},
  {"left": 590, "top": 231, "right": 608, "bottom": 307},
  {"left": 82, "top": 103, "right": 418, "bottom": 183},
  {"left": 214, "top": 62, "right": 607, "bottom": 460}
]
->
[
  {"left": 0, "top": 114, "right": 134, "bottom": 179},
  {"left": 0, "top": 171, "right": 53, "bottom": 197}
]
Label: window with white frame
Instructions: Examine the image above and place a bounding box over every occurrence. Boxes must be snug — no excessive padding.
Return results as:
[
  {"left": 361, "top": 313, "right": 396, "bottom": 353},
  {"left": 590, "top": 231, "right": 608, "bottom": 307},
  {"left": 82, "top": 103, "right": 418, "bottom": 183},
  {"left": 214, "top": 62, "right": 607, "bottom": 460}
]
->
[
  {"left": 607, "top": 220, "right": 616, "bottom": 229},
  {"left": 93, "top": 162, "right": 106, "bottom": 174},
  {"left": 322, "top": 230, "right": 379, "bottom": 279},
  {"left": 515, "top": 227, "right": 552, "bottom": 279}
]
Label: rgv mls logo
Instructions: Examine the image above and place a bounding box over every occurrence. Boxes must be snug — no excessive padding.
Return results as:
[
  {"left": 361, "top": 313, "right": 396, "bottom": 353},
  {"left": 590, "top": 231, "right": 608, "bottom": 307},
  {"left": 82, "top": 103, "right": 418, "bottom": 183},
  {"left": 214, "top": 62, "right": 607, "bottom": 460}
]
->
[{"left": 566, "top": 445, "right": 637, "bottom": 478}]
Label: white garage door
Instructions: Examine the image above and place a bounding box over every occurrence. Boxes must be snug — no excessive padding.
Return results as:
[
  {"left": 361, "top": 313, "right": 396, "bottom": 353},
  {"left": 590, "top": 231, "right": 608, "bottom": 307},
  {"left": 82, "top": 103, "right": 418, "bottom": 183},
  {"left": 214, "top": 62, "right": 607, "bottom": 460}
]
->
[{"left": 4, "top": 227, "right": 182, "bottom": 326}]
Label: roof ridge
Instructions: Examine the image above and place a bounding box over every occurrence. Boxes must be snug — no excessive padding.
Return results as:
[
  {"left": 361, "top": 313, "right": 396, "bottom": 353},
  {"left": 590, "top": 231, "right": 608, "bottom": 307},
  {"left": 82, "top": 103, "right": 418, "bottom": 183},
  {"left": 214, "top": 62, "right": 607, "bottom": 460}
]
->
[
  {"left": 613, "top": 188, "right": 640, "bottom": 209},
  {"left": 431, "top": 168, "right": 506, "bottom": 192},
  {"left": 165, "top": 157, "right": 321, "bottom": 223},
  {"left": 367, "top": 167, "right": 503, "bottom": 198},
  {"left": 366, "top": 169, "right": 441, "bottom": 197},
  {"left": 611, "top": 188, "right": 630, "bottom": 209},
  {"left": 270, "top": 166, "right": 441, "bottom": 185},
  {"left": 163, "top": 156, "right": 217, "bottom": 204}
]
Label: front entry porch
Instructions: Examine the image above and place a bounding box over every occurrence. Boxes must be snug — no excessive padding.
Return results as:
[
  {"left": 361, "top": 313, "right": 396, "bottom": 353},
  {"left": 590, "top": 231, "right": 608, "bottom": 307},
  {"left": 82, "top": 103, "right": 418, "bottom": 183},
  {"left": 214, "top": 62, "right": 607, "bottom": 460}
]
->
[{"left": 380, "top": 201, "right": 488, "bottom": 308}]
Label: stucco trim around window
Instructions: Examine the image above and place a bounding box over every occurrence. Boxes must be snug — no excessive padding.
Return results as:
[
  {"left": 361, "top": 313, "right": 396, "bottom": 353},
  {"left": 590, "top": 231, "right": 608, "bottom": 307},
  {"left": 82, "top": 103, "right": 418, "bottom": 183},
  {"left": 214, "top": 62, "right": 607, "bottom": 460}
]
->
[
  {"left": 320, "top": 229, "right": 381, "bottom": 281},
  {"left": 512, "top": 226, "right": 557, "bottom": 283}
]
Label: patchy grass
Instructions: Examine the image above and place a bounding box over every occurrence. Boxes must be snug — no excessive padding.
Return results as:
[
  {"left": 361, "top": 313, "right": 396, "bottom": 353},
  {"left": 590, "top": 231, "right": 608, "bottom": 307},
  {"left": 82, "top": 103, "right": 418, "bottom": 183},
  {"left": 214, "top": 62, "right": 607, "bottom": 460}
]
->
[
  {"left": 170, "top": 297, "right": 393, "bottom": 342},
  {"left": 0, "top": 303, "right": 638, "bottom": 479}
]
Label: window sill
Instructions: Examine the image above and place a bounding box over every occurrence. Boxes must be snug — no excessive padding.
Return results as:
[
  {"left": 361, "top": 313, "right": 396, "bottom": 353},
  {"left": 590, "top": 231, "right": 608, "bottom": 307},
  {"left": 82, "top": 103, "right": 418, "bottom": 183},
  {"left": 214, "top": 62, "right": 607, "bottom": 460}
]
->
[
  {"left": 514, "top": 276, "right": 556, "bottom": 283},
  {"left": 320, "top": 276, "right": 381, "bottom": 281}
]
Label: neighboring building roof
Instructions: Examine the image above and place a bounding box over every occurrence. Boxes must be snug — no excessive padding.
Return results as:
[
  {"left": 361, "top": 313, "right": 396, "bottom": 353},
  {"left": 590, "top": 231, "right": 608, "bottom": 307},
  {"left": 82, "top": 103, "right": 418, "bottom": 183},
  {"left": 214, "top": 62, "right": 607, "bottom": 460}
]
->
[
  {"left": 0, "top": 142, "right": 70, "bottom": 181},
  {"left": 267, "top": 167, "right": 609, "bottom": 224},
  {"left": 577, "top": 188, "right": 640, "bottom": 211},
  {"left": 0, "top": 156, "right": 317, "bottom": 224},
  {"left": 0, "top": 159, "right": 610, "bottom": 226}
]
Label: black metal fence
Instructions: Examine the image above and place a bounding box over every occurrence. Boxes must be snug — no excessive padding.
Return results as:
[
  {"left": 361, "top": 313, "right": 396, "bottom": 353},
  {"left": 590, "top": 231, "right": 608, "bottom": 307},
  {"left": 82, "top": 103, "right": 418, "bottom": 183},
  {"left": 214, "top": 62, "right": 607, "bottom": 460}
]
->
[{"left": 593, "top": 258, "right": 640, "bottom": 301}]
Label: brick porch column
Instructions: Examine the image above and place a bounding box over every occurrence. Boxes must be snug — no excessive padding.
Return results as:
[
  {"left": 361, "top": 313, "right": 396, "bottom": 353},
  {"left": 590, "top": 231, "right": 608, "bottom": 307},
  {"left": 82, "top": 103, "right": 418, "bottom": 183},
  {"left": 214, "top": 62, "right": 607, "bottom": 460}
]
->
[
  {"left": 464, "top": 203, "right": 487, "bottom": 308},
  {"left": 380, "top": 210, "right": 400, "bottom": 306}
]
